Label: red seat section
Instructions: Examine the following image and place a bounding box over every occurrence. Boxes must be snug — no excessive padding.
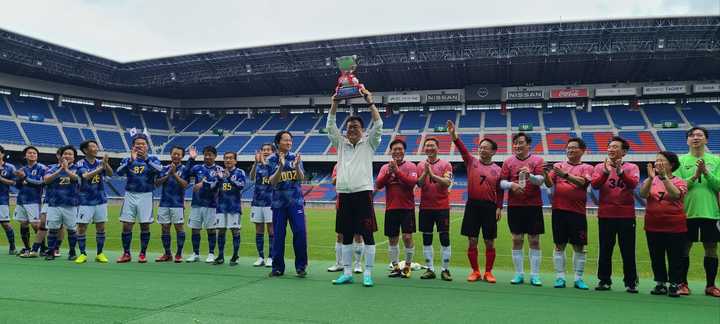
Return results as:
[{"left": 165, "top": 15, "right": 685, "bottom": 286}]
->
[
  {"left": 618, "top": 131, "right": 660, "bottom": 153},
  {"left": 483, "top": 134, "right": 509, "bottom": 154},
  {"left": 546, "top": 132, "right": 577, "bottom": 153}
]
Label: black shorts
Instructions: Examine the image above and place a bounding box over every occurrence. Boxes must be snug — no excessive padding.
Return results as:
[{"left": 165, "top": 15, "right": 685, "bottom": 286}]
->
[
  {"left": 337, "top": 191, "right": 377, "bottom": 235},
  {"left": 334, "top": 207, "right": 342, "bottom": 234},
  {"left": 384, "top": 209, "right": 416, "bottom": 237},
  {"left": 507, "top": 206, "right": 545, "bottom": 235},
  {"left": 461, "top": 200, "right": 498, "bottom": 240},
  {"left": 551, "top": 209, "right": 588, "bottom": 245},
  {"left": 686, "top": 218, "right": 720, "bottom": 243},
  {"left": 419, "top": 209, "right": 450, "bottom": 233}
]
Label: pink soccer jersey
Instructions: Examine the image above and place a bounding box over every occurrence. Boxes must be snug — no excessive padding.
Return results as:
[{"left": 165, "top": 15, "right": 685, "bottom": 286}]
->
[
  {"left": 501, "top": 154, "right": 545, "bottom": 207},
  {"left": 455, "top": 138, "right": 503, "bottom": 208},
  {"left": 645, "top": 176, "right": 688, "bottom": 233},
  {"left": 417, "top": 158, "right": 453, "bottom": 210},
  {"left": 549, "top": 161, "right": 594, "bottom": 215},
  {"left": 591, "top": 162, "right": 640, "bottom": 218},
  {"left": 375, "top": 161, "right": 417, "bottom": 210}
]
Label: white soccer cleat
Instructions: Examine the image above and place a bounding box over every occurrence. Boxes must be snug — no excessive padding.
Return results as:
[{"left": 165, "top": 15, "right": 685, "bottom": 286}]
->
[
  {"left": 253, "top": 257, "right": 265, "bottom": 267},
  {"left": 264, "top": 258, "right": 273, "bottom": 268},
  {"left": 205, "top": 253, "right": 216, "bottom": 263},
  {"left": 353, "top": 261, "right": 363, "bottom": 274},
  {"left": 185, "top": 253, "right": 200, "bottom": 263},
  {"left": 327, "top": 264, "right": 344, "bottom": 272}
]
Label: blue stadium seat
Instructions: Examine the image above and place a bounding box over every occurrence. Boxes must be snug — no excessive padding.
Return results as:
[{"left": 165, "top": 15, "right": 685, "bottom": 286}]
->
[
  {"left": 54, "top": 105, "right": 77, "bottom": 123},
  {"left": 288, "top": 113, "right": 321, "bottom": 132},
  {"left": 0, "top": 120, "right": 26, "bottom": 144},
  {"left": 575, "top": 108, "right": 609, "bottom": 126},
  {"left": 617, "top": 131, "right": 660, "bottom": 153},
  {"left": 63, "top": 127, "right": 84, "bottom": 146},
  {"left": 317, "top": 112, "right": 349, "bottom": 131},
  {"left": 185, "top": 116, "right": 215, "bottom": 133},
  {"left": 22, "top": 123, "right": 65, "bottom": 147},
  {"left": 217, "top": 136, "right": 251, "bottom": 154},
  {"left": 656, "top": 131, "right": 687, "bottom": 152},
  {"left": 0, "top": 96, "right": 11, "bottom": 116},
  {"left": 163, "top": 136, "right": 198, "bottom": 153},
  {"left": 484, "top": 109, "right": 507, "bottom": 128},
  {"left": 141, "top": 111, "right": 170, "bottom": 130},
  {"left": 171, "top": 117, "right": 195, "bottom": 132},
  {"left": 214, "top": 115, "right": 246, "bottom": 132},
  {"left": 391, "top": 134, "right": 421, "bottom": 155},
  {"left": 66, "top": 103, "right": 89, "bottom": 124},
  {"left": 262, "top": 114, "right": 293, "bottom": 131},
  {"left": 151, "top": 135, "right": 169, "bottom": 148},
  {"left": 81, "top": 128, "right": 96, "bottom": 141},
  {"left": 607, "top": 105, "right": 646, "bottom": 128},
  {"left": 375, "top": 135, "right": 392, "bottom": 154},
  {"left": 580, "top": 132, "right": 614, "bottom": 154},
  {"left": 115, "top": 110, "right": 144, "bottom": 129},
  {"left": 708, "top": 130, "right": 720, "bottom": 153},
  {"left": 299, "top": 136, "right": 330, "bottom": 154},
  {"left": 510, "top": 108, "right": 540, "bottom": 128},
  {"left": 542, "top": 108, "right": 573, "bottom": 129},
  {"left": 381, "top": 112, "right": 400, "bottom": 130},
  {"left": 192, "top": 136, "right": 224, "bottom": 152},
  {"left": 237, "top": 114, "right": 270, "bottom": 132},
  {"left": 458, "top": 110, "right": 481, "bottom": 128},
  {"left": 681, "top": 103, "right": 720, "bottom": 125},
  {"left": 96, "top": 130, "right": 126, "bottom": 152},
  {"left": 86, "top": 107, "right": 116, "bottom": 126},
  {"left": 642, "top": 104, "right": 682, "bottom": 125},
  {"left": 11, "top": 97, "right": 53, "bottom": 119},
  {"left": 398, "top": 111, "right": 427, "bottom": 131},
  {"left": 428, "top": 110, "right": 458, "bottom": 129},
  {"left": 241, "top": 136, "right": 275, "bottom": 154}
]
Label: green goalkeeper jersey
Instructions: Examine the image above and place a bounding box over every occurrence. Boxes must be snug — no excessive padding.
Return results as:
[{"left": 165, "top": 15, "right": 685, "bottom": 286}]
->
[{"left": 673, "top": 152, "right": 720, "bottom": 220}]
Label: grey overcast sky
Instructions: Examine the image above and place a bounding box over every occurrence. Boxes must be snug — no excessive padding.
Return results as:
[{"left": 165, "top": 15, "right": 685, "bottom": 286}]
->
[{"left": 0, "top": 0, "right": 718, "bottom": 62}]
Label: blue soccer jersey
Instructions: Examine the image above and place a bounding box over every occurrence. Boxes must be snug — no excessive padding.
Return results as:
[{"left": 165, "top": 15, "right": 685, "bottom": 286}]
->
[
  {"left": 268, "top": 153, "right": 304, "bottom": 209},
  {"left": 0, "top": 162, "right": 17, "bottom": 205},
  {"left": 189, "top": 163, "right": 222, "bottom": 208},
  {"left": 77, "top": 158, "right": 108, "bottom": 206},
  {"left": 117, "top": 156, "right": 163, "bottom": 193},
  {"left": 252, "top": 164, "right": 273, "bottom": 207},
  {"left": 16, "top": 163, "right": 46, "bottom": 205},
  {"left": 45, "top": 164, "right": 80, "bottom": 207},
  {"left": 218, "top": 167, "right": 246, "bottom": 214},
  {"left": 159, "top": 163, "right": 191, "bottom": 208}
]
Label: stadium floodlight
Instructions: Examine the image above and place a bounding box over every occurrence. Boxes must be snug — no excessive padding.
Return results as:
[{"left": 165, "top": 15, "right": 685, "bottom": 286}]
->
[
  {"left": 550, "top": 42, "right": 557, "bottom": 53},
  {"left": 409, "top": 51, "right": 416, "bottom": 61},
  {"left": 245, "top": 64, "right": 252, "bottom": 73},
  {"left": 169, "top": 72, "right": 176, "bottom": 81},
  {"left": 325, "top": 57, "right": 332, "bottom": 66},
  {"left": 657, "top": 38, "right": 665, "bottom": 49}
]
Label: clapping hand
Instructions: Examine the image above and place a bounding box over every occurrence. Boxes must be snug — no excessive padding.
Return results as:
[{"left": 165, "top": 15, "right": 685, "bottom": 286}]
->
[{"left": 646, "top": 162, "right": 656, "bottom": 179}]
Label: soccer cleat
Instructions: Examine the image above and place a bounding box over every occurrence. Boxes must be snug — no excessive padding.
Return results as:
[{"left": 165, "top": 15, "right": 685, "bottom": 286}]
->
[
  {"left": 353, "top": 261, "right": 363, "bottom": 274},
  {"left": 677, "top": 283, "right": 690, "bottom": 295},
  {"left": 510, "top": 274, "right": 524, "bottom": 285},
  {"left": 668, "top": 284, "right": 680, "bottom": 297},
  {"left": 441, "top": 269, "right": 452, "bottom": 281},
  {"left": 253, "top": 257, "right": 265, "bottom": 267},
  {"left": 401, "top": 266, "right": 412, "bottom": 279},
  {"left": 268, "top": 270, "right": 284, "bottom": 277},
  {"left": 483, "top": 272, "right": 496, "bottom": 284},
  {"left": 95, "top": 253, "right": 109, "bottom": 263},
  {"left": 420, "top": 269, "right": 436, "bottom": 280},
  {"left": 9, "top": 248, "right": 16, "bottom": 255},
  {"left": 24, "top": 251, "right": 38, "bottom": 258},
  {"left": 54, "top": 250, "right": 61, "bottom": 257},
  {"left": 67, "top": 253, "right": 77, "bottom": 261},
  {"left": 595, "top": 282, "right": 611, "bottom": 291},
  {"left": 15, "top": 248, "right": 28, "bottom": 256},
  {"left": 530, "top": 275, "right": 542, "bottom": 286},
  {"left": 265, "top": 258, "right": 273, "bottom": 268},
  {"left": 388, "top": 266, "right": 402, "bottom": 278},
  {"left": 467, "top": 271, "right": 482, "bottom": 282},
  {"left": 363, "top": 275, "right": 374, "bottom": 287},
  {"left": 651, "top": 284, "right": 668, "bottom": 295},
  {"left": 296, "top": 269, "right": 307, "bottom": 278},
  {"left": 332, "top": 274, "right": 354, "bottom": 285},
  {"left": 45, "top": 252, "right": 55, "bottom": 261},
  {"left": 705, "top": 286, "right": 720, "bottom": 297},
  {"left": 116, "top": 253, "right": 131, "bottom": 263},
  {"left": 205, "top": 253, "right": 216, "bottom": 263},
  {"left": 185, "top": 253, "right": 200, "bottom": 262},
  {"left": 155, "top": 254, "right": 172, "bottom": 262},
  {"left": 229, "top": 255, "right": 239, "bottom": 266},
  {"left": 554, "top": 278, "right": 566, "bottom": 288},
  {"left": 75, "top": 254, "right": 88, "bottom": 264},
  {"left": 327, "top": 264, "right": 344, "bottom": 272},
  {"left": 138, "top": 253, "right": 147, "bottom": 263},
  {"left": 626, "top": 284, "right": 639, "bottom": 294},
  {"left": 174, "top": 255, "right": 183, "bottom": 263},
  {"left": 574, "top": 279, "right": 589, "bottom": 290},
  {"left": 213, "top": 256, "right": 225, "bottom": 265}
]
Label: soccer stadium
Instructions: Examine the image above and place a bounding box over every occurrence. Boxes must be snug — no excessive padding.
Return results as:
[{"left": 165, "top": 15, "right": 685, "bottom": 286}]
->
[{"left": 0, "top": 12, "right": 719, "bottom": 323}]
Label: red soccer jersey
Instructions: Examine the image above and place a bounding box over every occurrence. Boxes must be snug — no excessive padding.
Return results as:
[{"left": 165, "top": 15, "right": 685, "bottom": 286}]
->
[
  {"left": 549, "top": 161, "right": 594, "bottom": 215},
  {"left": 591, "top": 162, "right": 640, "bottom": 218},
  {"left": 645, "top": 176, "right": 688, "bottom": 233},
  {"left": 500, "top": 154, "right": 545, "bottom": 207},
  {"left": 375, "top": 161, "right": 418, "bottom": 210},
  {"left": 454, "top": 138, "right": 503, "bottom": 208},
  {"left": 417, "top": 158, "right": 453, "bottom": 210}
]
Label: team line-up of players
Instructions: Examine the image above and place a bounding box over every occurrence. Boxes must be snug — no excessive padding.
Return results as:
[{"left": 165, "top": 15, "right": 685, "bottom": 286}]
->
[{"left": 0, "top": 94, "right": 718, "bottom": 298}]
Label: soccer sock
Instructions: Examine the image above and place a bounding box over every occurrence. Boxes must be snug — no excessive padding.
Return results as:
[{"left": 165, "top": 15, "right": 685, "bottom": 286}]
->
[
  {"left": 217, "top": 231, "right": 226, "bottom": 258},
  {"left": 485, "top": 248, "right": 496, "bottom": 273},
  {"left": 353, "top": 242, "right": 364, "bottom": 265},
  {"left": 96, "top": 232, "right": 105, "bottom": 254},
  {"left": 364, "top": 244, "right": 376, "bottom": 276},
  {"left": 208, "top": 231, "right": 217, "bottom": 254},
  {"left": 268, "top": 234, "right": 274, "bottom": 259},
  {"left": 341, "top": 244, "right": 353, "bottom": 276},
  {"left": 529, "top": 248, "right": 542, "bottom": 276},
  {"left": 4, "top": 228, "right": 15, "bottom": 250},
  {"left": 405, "top": 247, "right": 414, "bottom": 265},
  {"left": 176, "top": 231, "right": 185, "bottom": 256},
  {"left": 423, "top": 245, "right": 434, "bottom": 272},
  {"left": 553, "top": 250, "right": 566, "bottom": 279},
  {"left": 67, "top": 230, "right": 77, "bottom": 255},
  {"left": 467, "top": 246, "right": 479, "bottom": 272},
  {"left": 256, "top": 233, "right": 265, "bottom": 258},
  {"left": 191, "top": 232, "right": 201, "bottom": 254},
  {"left": 511, "top": 249, "right": 524, "bottom": 275},
  {"left": 47, "top": 230, "right": 58, "bottom": 254},
  {"left": 232, "top": 232, "right": 240, "bottom": 257},
  {"left": 705, "top": 256, "right": 718, "bottom": 288},
  {"left": 389, "top": 244, "right": 400, "bottom": 265},
  {"left": 20, "top": 226, "right": 29, "bottom": 249},
  {"left": 161, "top": 233, "right": 171, "bottom": 255},
  {"left": 121, "top": 231, "right": 131, "bottom": 254},
  {"left": 140, "top": 231, "right": 150, "bottom": 254},
  {"left": 573, "top": 251, "right": 586, "bottom": 281},
  {"left": 441, "top": 245, "right": 451, "bottom": 271},
  {"left": 77, "top": 234, "right": 87, "bottom": 255},
  {"left": 334, "top": 242, "right": 342, "bottom": 265},
  {"left": 680, "top": 256, "right": 690, "bottom": 284}
]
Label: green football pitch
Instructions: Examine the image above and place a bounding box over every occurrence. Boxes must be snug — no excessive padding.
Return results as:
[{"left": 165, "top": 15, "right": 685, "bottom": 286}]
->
[{"left": 0, "top": 205, "right": 717, "bottom": 323}]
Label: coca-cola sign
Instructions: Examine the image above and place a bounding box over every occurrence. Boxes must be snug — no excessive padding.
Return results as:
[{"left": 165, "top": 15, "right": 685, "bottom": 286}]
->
[{"left": 550, "top": 88, "right": 588, "bottom": 99}]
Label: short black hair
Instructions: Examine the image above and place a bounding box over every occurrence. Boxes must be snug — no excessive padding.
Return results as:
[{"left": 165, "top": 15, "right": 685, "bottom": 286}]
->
[
  {"left": 22, "top": 146, "right": 39, "bottom": 156},
  {"left": 658, "top": 151, "right": 680, "bottom": 172},
  {"left": 131, "top": 133, "right": 149, "bottom": 146},
  {"left": 479, "top": 138, "right": 498, "bottom": 151},
  {"left": 274, "top": 131, "right": 292, "bottom": 146},
  {"left": 686, "top": 126, "right": 708, "bottom": 139},
  {"left": 609, "top": 136, "right": 630, "bottom": 151},
  {"left": 512, "top": 132, "right": 532, "bottom": 145},
  {"left": 170, "top": 146, "right": 185, "bottom": 155},
  {"left": 423, "top": 137, "right": 439, "bottom": 147},
  {"left": 261, "top": 143, "right": 276, "bottom": 152},
  {"left": 79, "top": 140, "right": 99, "bottom": 155},
  {"left": 0, "top": 145, "right": 4, "bottom": 154},
  {"left": 389, "top": 138, "right": 407, "bottom": 150},
  {"left": 345, "top": 116, "right": 365, "bottom": 129},
  {"left": 224, "top": 151, "right": 237, "bottom": 159},
  {"left": 567, "top": 137, "right": 587, "bottom": 150},
  {"left": 57, "top": 145, "right": 77, "bottom": 158},
  {"left": 202, "top": 146, "right": 217, "bottom": 156}
]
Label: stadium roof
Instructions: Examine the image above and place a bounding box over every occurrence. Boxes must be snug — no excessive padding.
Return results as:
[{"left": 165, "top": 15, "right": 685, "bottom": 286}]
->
[{"left": 0, "top": 16, "right": 718, "bottom": 99}]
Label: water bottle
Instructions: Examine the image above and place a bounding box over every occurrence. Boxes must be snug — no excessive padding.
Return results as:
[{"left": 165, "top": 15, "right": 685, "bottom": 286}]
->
[{"left": 519, "top": 171, "right": 527, "bottom": 188}]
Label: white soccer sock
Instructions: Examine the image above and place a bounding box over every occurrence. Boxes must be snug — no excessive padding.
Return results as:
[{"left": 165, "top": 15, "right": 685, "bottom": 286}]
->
[
  {"left": 512, "top": 249, "right": 524, "bottom": 275},
  {"left": 423, "top": 245, "right": 435, "bottom": 271},
  {"left": 353, "top": 242, "right": 364, "bottom": 265},
  {"left": 389, "top": 244, "right": 400, "bottom": 265},
  {"left": 334, "top": 242, "right": 342, "bottom": 265},
  {"left": 441, "top": 245, "right": 451, "bottom": 271},
  {"left": 405, "top": 247, "right": 414, "bottom": 264},
  {"left": 553, "top": 250, "right": 566, "bottom": 279},
  {"left": 573, "top": 251, "right": 586, "bottom": 281},
  {"left": 529, "top": 248, "right": 542, "bottom": 276},
  {"left": 364, "top": 244, "right": 376, "bottom": 276},
  {"left": 341, "top": 244, "right": 353, "bottom": 276}
]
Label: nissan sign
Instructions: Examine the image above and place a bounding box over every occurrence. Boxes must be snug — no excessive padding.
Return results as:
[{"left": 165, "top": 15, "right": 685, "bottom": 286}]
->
[
  {"left": 550, "top": 88, "right": 588, "bottom": 99},
  {"left": 506, "top": 89, "right": 544, "bottom": 100},
  {"left": 426, "top": 93, "right": 460, "bottom": 103}
]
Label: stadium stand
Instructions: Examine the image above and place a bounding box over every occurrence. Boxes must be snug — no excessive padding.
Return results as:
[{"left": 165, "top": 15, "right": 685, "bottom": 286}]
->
[
  {"left": 681, "top": 103, "right": 720, "bottom": 126},
  {"left": 0, "top": 120, "right": 26, "bottom": 144},
  {"left": 643, "top": 104, "right": 683, "bottom": 125},
  {"left": 510, "top": 108, "right": 540, "bottom": 128},
  {"left": 656, "top": 130, "right": 687, "bottom": 153},
  {"left": 22, "top": 123, "right": 65, "bottom": 147},
  {"left": 262, "top": 114, "right": 294, "bottom": 131},
  {"left": 458, "top": 110, "right": 481, "bottom": 128},
  {"left": 375, "top": 135, "right": 392, "bottom": 155},
  {"left": 575, "top": 108, "right": 609, "bottom": 127},
  {"left": 217, "top": 136, "right": 251, "bottom": 154},
  {"left": 288, "top": 113, "right": 320, "bottom": 132},
  {"left": 546, "top": 132, "right": 577, "bottom": 154},
  {"left": 162, "top": 136, "right": 198, "bottom": 153},
  {"left": 707, "top": 129, "right": 720, "bottom": 152},
  {"left": 298, "top": 136, "right": 329, "bottom": 154},
  {"left": 428, "top": 110, "right": 458, "bottom": 129},
  {"left": 141, "top": 111, "right": 170, "bottom": 130},
  {"left": 581, "top": 131, "right": 614, "bottom": 154},
  {"left": 96, "top": 130, "right": 126, "bottom": 152},
  {"left": 398, "top": 111, "right": 427, "bottom": 131},
  {"left": 81, "top": 128, "right": 96, "bottom": 141},
  {"left": 171, "top": 117, "right": 195, "bottom": 132},
  {"left": 236, "top": 113, "right": 270, "bottom": 132},
  {"left": 483, "top": 134, "right": 509, "bottom": 154},
  {"left": 185, "top": 115, "right": 216, "bottom": 133},
  {"left": 240, "top": 135, "right": 274, "bottom": 154},
  {"left": 380, "top": 111, "right": 400, "bottom": 130},
  {"left": 53, "top": 104, "right": 77, "bottom": 123},
  {"left": 191, "top": 136, "right": 224, "bottom": 152},
  {"left": 542, "top": 108, "right": 574, "bottom": 129},
  {"left": 10, "top": 96, "right": 52, "bottom": 119},
  {"left": 150, "top": 135, "right": 168, "bottom": 149},
  {"left": 63, "top": 127, "right": 84, "bottom": 146},
  {"left": 484, "top": 109, "right": 507, "bottom": 128},
  {"left": 115, "top": 110, "right": 144, "bottom": 129},
  {"left": 66, "top": 103, "right": 89, "bottom": 124},
  {"left": 0, "top": 96, "right": 11, "bottom": 116},
  {"left": 213, "top": 114, "right": 246, "bottom": 133},
  {"left": 607, "top": 105, "right": 646, "bottom": 128},
  {"left": 618, "top": 131, "right": 660, "bottom": 153},
  {"left": 86, "top": 107, "right": 117, "bottom": 126},
  {"left": 390, "top": 134, "right": 421, "bottom": 155}
]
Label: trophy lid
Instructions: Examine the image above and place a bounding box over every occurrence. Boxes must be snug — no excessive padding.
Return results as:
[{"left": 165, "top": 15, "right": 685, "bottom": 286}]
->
[{"left": 336, "top": 55, "right": 358, "bottom": 72}]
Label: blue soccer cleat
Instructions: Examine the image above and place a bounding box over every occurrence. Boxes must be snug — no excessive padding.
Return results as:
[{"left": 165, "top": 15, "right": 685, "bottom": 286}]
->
[
  {"left": 363, "top": 274, "right": 374, "bottom": 287},
  {"left": 574, "top": 279, "right": 589, "bottom": 290},
  {"left": 554, "top": 278, "right": 566, "bottom": 288},
  {"left": 530, "top": 275, "right": 543, "bottom": 286},
  {"left": 332, "top": 274, "right": 354, "bottom": 285},
  {"left": 510, "top": 274, "right": 524, "bottom": 285}
]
